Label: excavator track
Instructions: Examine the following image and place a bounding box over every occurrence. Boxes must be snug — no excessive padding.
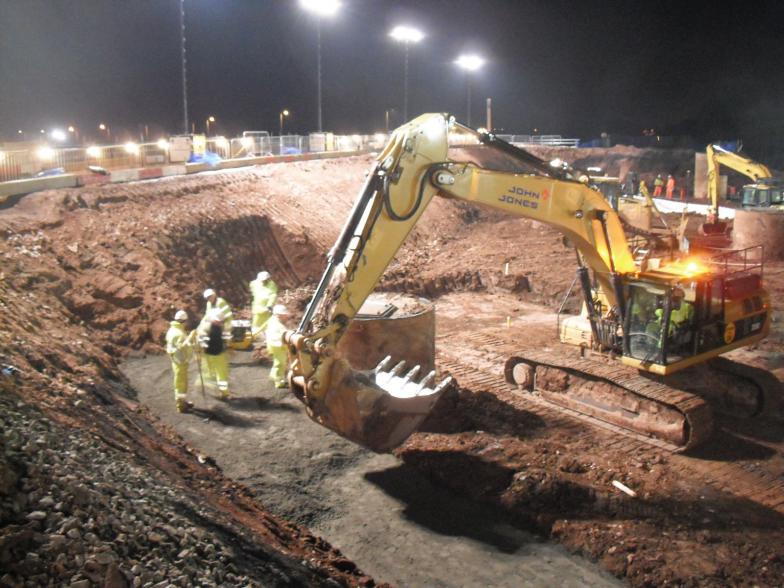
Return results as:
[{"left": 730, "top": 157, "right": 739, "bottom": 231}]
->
[
  {"left": 708, "top": 356, "right": 783, "bottom": 419},
  {"left": 503, "top": 350, "right": 713, "bottom": 451}
]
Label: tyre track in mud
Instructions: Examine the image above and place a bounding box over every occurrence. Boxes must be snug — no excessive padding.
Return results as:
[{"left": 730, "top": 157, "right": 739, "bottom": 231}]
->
[{"left": 430, "top": 326, "right": 784, "bottom": 516}]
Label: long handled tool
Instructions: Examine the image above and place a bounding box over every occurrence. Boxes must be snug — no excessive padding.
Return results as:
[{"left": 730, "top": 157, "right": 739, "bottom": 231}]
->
[{"left": 190, "top": 331, "right": 206, "bottom": 400}]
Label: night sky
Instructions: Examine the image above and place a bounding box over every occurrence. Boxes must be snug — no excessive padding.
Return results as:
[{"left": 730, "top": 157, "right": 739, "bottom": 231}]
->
[{"left": 1, "top": 0, "right": 783, "bottom": 154}]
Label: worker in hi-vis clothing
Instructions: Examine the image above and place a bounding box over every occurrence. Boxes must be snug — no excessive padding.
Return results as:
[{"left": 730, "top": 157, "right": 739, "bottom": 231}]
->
[
  {"left": 249, "top": 271, "right": 278, "bottom": 339},
  {"left": 266, "top": 304, "right": 290, "bottom": 388},
  {"left": 199, "top": 290, "right": 233, "bottom": 399},
  {"left": 166, "top": 310, "right": 196, "bottom": 413},
  {"left": 198, "top": 308, "right": 232, "bottom": 399},
  {"left": 203, "top": 288, "right": 233, "bottom": 334}
]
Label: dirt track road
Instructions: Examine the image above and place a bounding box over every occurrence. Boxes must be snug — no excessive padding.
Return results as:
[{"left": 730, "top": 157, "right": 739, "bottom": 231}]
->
[{"left": 122, "top": 352, "right": 619, "bottom": 587}]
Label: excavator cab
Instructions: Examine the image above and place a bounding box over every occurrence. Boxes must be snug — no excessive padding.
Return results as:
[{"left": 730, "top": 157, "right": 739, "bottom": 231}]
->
[
  {"left": 622, "top": 247, "right": 769, "bottom": 374},
  {"left": 625, "top": 282, "right": 697, "bottom": 367},
  {"left": 741, "top": 181, "right": 784, "bottom": 207}
]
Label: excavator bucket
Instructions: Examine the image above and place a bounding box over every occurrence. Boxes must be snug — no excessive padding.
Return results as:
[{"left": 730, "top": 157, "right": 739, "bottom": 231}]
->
[{"left": 295, "top": 355, "right": 453, "bottom": 453}]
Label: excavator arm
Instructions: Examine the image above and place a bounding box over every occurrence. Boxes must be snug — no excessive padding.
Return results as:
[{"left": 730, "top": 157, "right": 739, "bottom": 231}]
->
[
  {"left": 706, "top": 144, "right": 772, "bottom": 216},
  {"left": 285, "top": 114, "right": 638, "bottom": 451}
]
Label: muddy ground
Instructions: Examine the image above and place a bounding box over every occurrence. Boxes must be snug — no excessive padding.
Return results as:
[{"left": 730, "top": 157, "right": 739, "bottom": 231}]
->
[
  {"left": 121, "top": 343, "right": 619, "bottom": 587},
  {"left": 1, "top": 152, "right": 783, "bottom": 586}
]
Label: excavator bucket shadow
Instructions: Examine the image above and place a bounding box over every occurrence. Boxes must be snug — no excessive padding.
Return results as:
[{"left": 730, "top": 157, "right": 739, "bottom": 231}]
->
[{"left": 293, "top": 356, "right": 453, "bottom": 453}]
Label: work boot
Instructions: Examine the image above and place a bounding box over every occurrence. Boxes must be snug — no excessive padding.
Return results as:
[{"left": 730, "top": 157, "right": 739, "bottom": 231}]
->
[{"left": 176, "top": 400, "right": 194, "bottom": 413}]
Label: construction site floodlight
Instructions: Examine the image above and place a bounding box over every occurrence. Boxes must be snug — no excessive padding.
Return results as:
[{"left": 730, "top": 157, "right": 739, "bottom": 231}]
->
[
  {"left": 390, "top": 25, "right": 424, "bottom": 44},
  {"left": 50, "top": 129, "right": 67, "bottom": 143},
  {"left": 124, "top": 142, "right": 139, "bottom": 155},
  {"left": 86, "top": 146, "right": 101, "bottom": 158},
  {"left": 300, "top": 0, "right": 341, "bottom": 17},
  {"left": 157, "top": 139, "right": 170, "bottom": 150},
  {"left": 455, "top": 54, "right": 485, "bottom": 72}
]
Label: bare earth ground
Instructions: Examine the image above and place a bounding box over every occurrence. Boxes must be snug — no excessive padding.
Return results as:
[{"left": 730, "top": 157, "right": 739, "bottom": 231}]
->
[
  {"left": 121, "top": 349, "right": 619, "bottom": 587},
  {"left": 1, "top": 154, "right": 783, "bottom": 586}
]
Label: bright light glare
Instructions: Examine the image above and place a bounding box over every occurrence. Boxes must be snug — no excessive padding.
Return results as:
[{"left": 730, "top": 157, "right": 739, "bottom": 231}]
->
[
  {"left": 124, "top": 142, "right": 139, "bottom": 155},
  {"left": 282, "top": 109, "right": 290, "bottom": 117},
  {"left": 36, "top": 146, "right": 55, "bottom": 161},
  {"left": 98, "top": 123, "right": 107, "bottom": 130},
  {"left": 157, "top": 139, "right": 170, "bottom": 150},
  {"left": 0, "top": 151, "right": 5, "bottom": 162},
  {"left": 373, "top": 133, "right": 386, "bottom": 142},
  {"left": 240, "top": 137, "right": 254, "bottom": 149},
  {"left": 684, "top": 261, "right": 704, "bottom": 276},
  {"left": 68, "top": 126, "right": 75, "bottom": 133},
  {"left": 300, "top": 0, "right": 341, "bottom": 17},
  {"left": 86, "top": 146, "right": 101, "bottom": 158},
  {"left": 390, "top": 26, "right": 424, "bottom": 44},
  {"left": 208, "top": 116, "right": 215, "bottom": 122},
  {"left": 50, "top": 129, "right": 67, "bottom": 142},
  {"left": 455, "top": 54, "right": 485, "bottom": 72},
  {"left": 215, "top": 137, "right": 229, "bottom": 149}
]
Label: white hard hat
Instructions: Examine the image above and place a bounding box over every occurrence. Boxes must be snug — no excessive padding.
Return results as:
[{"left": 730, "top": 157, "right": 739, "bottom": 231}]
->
[
  {"left": 174, "top": 310, "right": 188, "bottom": 321},
  {"left": 257, "top": 271, "right": 270, "bottom": 281},
  {"left": 272, "top": 304, "right": 289, "bottom": 316},
  {"left": 203, "top": 288, "right": 216, "bottom": 299}
]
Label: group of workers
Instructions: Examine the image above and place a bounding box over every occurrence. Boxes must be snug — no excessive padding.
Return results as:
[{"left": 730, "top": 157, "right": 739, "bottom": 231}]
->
[
  {"left": 164, "top": 271, "right": 291, "bottom": 413},
  {"left": 624, "top": 172, "right": 689, "bottom": 201}
]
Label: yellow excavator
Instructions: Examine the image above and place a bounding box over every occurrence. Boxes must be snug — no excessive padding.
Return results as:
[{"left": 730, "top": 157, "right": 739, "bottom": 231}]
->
[
  {"left": 285, "top": 114, "right": 772, "bottom": 453},
  {"left": 706, "top": 144, "right": 782, "bottom": 224}
]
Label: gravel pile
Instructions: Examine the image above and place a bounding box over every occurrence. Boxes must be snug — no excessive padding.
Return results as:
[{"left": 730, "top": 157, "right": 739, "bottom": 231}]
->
[{"left": 0, "top": 391, "right": 331, "bottom": 587}]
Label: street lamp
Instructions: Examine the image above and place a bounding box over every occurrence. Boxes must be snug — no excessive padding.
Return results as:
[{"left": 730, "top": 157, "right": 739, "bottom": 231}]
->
[
  {"left": 179, "top": 0, "right": 189, "bottom": 134},
  {"left": 98, "top": 123, "right": 111, "bottom": 142},
  {"left": 389, "top": 26, "right": 424, "bottom": 122},
  {"left": 279, "top": 110, "right": 290, "bottom": 135},
  {"left": 455, "top": 54, "right": 486, "bottom": 127},
  {"left": 300, "top": 0, "right": 341, "bottom": 132},
  {"left": 206, "top": 115, "right": 215, "bottom": 136}
]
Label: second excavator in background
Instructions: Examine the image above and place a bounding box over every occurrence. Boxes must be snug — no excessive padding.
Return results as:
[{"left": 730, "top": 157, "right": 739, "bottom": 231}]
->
[
  {"left": 284, "top": 114, "right": 774, "bottom": 454},
  {"left": 706, "top": 143, "right": 783, "bottom": 220}
]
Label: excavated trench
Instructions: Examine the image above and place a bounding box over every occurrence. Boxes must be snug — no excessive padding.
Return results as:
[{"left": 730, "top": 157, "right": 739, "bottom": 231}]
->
[{"left": 3, "top": 158, "right": 784, "bottom": 586}]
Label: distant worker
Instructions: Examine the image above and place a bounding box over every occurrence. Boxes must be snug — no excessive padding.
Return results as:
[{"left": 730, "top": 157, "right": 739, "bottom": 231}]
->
[
  {"left": 203, "top": 288, "right": 233, "bottom": 333},
  {"left": 666, "top": 174, "right": 676, "bottom": 199},
  {"left": 266, "top": 304, "right": 291, "bottom": 389},
  {"left": 679, "top": 186, "right": 686, "bottom": 201},
  {"left": 653, "top": 174, "right": 664, "bottom": 197},
  {"left": 165, "top": 310, "right": 196, "bottom": 413},
  {"left": 624, "top": 171, "right": 638, "bottom": 196},
  {"left": 639, "top": 179, "right": 650, "bottom": 198},
  {"left": 198, "top": 308, "right": 231, "bottom": 399},
  {"left": 249, "top": 271, "right": 278, "bottom": 339}
]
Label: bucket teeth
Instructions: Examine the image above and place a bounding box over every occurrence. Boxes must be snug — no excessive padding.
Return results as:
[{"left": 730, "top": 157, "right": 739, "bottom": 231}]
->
[
  {"left": 434, "top": 376, "right": 454, "bottom": 395},
  {"left": 374, "top": 355, "right": 392, "bottom": 374},
  {"left": 403, "top": 365, "right": 421, "bottom": 383},
  {"left": 390, "top": 360, "right": 407, "bottom": 376},
  {"left": 419, "top": 370, "right": 436, "bottom": 391},
  {"left": 373, "top": 356, "right": 452, "bottom": 399}
]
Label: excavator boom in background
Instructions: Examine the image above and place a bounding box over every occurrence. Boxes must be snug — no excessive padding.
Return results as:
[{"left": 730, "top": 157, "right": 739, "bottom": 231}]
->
[
  {"left": 285, "top": 114, "right": 772, "bottom": 453},
  {"left": 707, "top": 143, "right": 783, "bottom": 211}
]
